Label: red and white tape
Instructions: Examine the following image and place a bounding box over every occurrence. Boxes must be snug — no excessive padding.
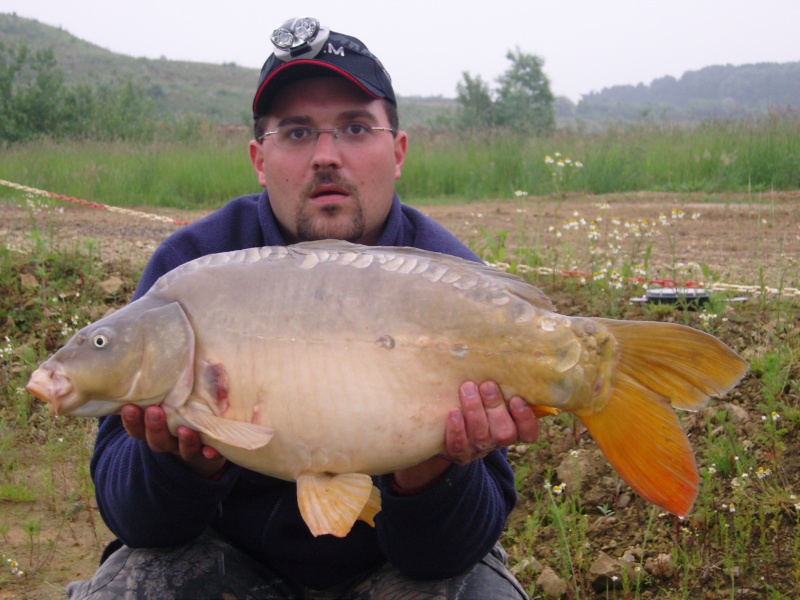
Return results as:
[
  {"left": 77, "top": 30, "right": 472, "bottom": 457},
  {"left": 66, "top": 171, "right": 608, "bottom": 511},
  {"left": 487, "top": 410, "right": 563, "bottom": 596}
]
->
[{"left": 0, "top": 179, "right": 191, "bottom": 226}]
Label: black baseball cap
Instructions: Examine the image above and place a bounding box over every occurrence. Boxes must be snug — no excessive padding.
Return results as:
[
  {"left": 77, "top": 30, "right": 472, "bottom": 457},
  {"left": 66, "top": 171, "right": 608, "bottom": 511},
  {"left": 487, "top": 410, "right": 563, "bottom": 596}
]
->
[{"left": 253, "top": 17, "right": 396, "bottom": 118}]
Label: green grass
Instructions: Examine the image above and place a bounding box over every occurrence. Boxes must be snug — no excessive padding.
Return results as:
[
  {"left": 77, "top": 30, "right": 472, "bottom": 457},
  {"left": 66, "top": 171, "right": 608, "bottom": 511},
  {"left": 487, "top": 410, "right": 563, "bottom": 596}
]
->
[
  {"left": 0, "top": 112, "right": 798, "bottom": 209},
  {"left": 400, "top": 112, "right": 799, "bottom": 201},
  {"left": 0, "top": 130, "right": 255, "bottom": 210}
]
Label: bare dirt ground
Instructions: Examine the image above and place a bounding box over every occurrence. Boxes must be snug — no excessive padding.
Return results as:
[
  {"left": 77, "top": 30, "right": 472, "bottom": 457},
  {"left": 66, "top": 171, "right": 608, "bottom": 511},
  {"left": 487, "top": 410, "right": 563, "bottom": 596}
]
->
[
  {"left": 1, "top": 191, "right": 799, "bottom": 598},
  {"left": 2, "top": 190, "right": 798, "bottom": 284}
]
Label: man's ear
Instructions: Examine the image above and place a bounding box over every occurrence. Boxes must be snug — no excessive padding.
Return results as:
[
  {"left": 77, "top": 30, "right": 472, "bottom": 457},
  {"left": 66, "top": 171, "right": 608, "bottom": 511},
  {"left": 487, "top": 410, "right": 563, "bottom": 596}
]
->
[
  {"left": 249, "top": 140, "right": 268, "bottom": 188},
  {"left": 393, "top": 130, "right": 408, "bottom": 180}
]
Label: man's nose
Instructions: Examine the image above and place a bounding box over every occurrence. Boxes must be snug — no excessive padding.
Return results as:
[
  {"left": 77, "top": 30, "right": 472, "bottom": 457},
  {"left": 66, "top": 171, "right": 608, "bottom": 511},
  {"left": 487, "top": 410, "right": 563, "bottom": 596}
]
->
[{"left": 311, "top": 130, "right": 343, "bottom": 169}]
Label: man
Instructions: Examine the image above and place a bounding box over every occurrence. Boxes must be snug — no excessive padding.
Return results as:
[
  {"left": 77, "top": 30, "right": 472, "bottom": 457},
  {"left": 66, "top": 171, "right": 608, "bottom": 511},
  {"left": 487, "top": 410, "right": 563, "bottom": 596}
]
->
[{"left": 69, "top": 17, "right": 538, "bottom": 599}]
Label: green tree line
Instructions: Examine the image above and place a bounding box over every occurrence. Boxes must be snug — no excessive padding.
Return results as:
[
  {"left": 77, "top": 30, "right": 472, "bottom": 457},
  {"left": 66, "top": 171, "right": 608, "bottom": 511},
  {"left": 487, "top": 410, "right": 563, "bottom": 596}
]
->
[
  {"left": 2, "top": 39, "right": 559, "bottom": 144},
  {"left": 575, "top": 62, "right": 800, "bottom": 122},
  {"left": 0, "top": 41, "right": 158, "bottom": 143}
]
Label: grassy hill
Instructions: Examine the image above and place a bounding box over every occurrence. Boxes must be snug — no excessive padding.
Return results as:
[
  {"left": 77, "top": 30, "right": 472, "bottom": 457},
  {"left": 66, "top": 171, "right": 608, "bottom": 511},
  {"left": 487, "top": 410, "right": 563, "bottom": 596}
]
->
[
  {"left": 0, "top": 12, "right": 258, "bottom": 124},
  {"left": 0, "top": 12, "right": 456, "bottom": 127}
]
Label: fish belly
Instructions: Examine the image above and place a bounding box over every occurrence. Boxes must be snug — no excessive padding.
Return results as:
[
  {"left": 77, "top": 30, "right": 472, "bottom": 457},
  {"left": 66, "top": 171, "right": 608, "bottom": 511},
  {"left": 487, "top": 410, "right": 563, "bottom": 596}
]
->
[{"left": 199, "top": 342, "right": 462, "bottom": 480}]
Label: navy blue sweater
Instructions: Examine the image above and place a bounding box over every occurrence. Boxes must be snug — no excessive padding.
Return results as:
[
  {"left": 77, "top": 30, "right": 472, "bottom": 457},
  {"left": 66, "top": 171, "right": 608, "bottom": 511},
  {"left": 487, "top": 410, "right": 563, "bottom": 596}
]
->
[{"left": 91, "top": 190, "right": 517, "bottom": 590}]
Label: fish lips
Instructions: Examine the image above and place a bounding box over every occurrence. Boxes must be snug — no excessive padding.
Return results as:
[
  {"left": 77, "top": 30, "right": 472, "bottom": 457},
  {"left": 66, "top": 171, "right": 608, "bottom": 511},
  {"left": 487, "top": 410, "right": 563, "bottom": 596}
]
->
[{"left": 26, "top": 363, "right": 77, "bottom": 416}]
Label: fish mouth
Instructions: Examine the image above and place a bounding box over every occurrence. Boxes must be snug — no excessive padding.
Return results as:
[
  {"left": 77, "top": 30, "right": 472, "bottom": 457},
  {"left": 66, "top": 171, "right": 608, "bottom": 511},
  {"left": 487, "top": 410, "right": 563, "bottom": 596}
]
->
[{"left": 26, "top": 363, "right": 78, "bottom": 416}]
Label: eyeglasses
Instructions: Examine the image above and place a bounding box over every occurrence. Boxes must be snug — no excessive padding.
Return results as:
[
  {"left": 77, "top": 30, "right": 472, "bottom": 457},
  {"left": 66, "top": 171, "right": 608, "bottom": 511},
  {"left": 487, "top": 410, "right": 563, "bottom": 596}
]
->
[{"left": 257, "top": 123, "right": 396, "bottom": 149}]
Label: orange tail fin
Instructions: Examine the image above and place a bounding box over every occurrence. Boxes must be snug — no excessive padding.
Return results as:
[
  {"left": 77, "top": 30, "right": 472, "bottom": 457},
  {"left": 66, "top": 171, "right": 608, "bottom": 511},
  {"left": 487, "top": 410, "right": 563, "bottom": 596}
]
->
[{"left": 577, "top": 320, "right": 748, "bottom": 517}]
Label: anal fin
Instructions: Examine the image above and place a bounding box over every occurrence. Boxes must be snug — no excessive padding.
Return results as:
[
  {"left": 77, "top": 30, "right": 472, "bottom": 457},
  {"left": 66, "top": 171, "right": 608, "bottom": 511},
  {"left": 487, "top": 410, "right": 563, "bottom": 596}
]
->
[
  {"left": 358, "top": 483, "right": 382, "bottom": 528},
  {"left": 297, "top": 472, "right": 381, "bottom": 537}
]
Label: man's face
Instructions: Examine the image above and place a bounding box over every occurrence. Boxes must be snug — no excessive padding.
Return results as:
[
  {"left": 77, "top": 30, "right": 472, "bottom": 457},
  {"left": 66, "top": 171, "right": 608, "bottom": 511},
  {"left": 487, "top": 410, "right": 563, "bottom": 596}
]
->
[{"left": 249, "top": 77, "right": 407, "bottom": 245}]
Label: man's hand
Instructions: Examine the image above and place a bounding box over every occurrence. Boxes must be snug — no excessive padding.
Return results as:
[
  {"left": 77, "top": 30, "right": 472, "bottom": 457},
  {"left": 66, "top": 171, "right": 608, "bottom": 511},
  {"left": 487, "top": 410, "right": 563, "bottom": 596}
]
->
[
  {"left": 121, "top": 404, "right": 227, "bottom": 479},
  {"left": 443, "top": 380, "right": 539, "bottom": 465},
  {"left": 391, "top": 380, "right": 539, "bottom": 490}
]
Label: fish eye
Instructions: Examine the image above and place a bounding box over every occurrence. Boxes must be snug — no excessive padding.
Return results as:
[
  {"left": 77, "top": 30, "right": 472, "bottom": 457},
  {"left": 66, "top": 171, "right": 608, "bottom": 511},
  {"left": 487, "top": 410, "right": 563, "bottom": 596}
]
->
[{"left": 92, "top": 334, "right": 109, "bottom": 349}]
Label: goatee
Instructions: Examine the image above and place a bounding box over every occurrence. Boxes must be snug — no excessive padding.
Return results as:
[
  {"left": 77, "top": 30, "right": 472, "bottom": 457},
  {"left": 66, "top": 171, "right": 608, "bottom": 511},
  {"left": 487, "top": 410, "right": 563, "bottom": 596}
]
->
[{"left": 296, "top": 172, "right": 364, "bottom": 242}]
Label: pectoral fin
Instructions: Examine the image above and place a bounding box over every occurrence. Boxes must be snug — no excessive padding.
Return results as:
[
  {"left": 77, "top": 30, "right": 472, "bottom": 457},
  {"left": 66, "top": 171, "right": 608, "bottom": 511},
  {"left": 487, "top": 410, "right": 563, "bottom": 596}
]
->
[
  {"left": 297, "top": 472, "right": 382, "bottom": 537},
  {"left": 179, "top": 406, "right": 274, "bottom": 450}
]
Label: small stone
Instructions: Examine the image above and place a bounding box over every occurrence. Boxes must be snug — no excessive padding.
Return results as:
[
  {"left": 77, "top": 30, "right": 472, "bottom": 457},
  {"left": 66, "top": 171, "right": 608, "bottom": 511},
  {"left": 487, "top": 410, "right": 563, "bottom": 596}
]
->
[
  {"left": 99, "top": 276, "right": 124, "bottom": 295},
  {"left": 536, "top": 566, "right": 567, "bottom": 598},
  {"left": 589, "top": 551, "right": 638, "bottom": 591},
  {"left": 725, "top": 565, "right": 741, "bottom": 579},
  {"left": 624, "top": 546, "right": 643, "bottom": 560},
  {"left": 510, "top": 556, "right": 544, "bottom": 576},
  {"left": 645, "top": 553, "right": 675, "bottom": 579},
  {"left": 722, "top": 402, "right": 750, "bottom": 423},
  {"left": 20, "top": 273, "right": 38, "bottom": 288}
]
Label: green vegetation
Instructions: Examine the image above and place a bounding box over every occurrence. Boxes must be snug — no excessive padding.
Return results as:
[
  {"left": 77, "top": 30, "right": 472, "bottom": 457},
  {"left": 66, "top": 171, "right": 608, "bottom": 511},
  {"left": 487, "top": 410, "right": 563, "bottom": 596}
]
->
[
  {"left": 0, "top": 41, "right": 164, "bottom": 143},
  {"left": 1, "top": 112, "right": 796, "bottom": 209},
  {"left": 455, "top": 48, "right": 556, "bottom": 134},
  {"left": 0, "top": 213, "right": 139, "bottom": 588},
  {"left": 1, "top": 26, "right": 794, "bottom": 204},
  {"left": 0, "top": 132, "right": 255, "bottom": 209},
  {"left": 403, "top": 112, "right": 799, "bottom": 200},
  {"left": 0, "top": 13, "right": 256, "bottom": 125}
]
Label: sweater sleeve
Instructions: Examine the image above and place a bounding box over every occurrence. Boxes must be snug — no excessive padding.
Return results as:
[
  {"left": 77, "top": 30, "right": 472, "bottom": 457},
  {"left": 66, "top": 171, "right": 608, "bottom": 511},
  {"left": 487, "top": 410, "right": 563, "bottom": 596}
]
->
[
  {"left": 374, "top": 449, "right": 516, "bottom": 579},
  {"left": 91, "top": 414, "right": 242, "bottom": 547}
]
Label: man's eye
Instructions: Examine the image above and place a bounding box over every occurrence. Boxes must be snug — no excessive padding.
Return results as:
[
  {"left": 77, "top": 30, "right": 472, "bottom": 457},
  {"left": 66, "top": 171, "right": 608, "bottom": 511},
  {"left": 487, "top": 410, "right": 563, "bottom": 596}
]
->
[
  {"left": 283, "top": 127, "right": 313, "bottom": 141},
  {"left": 342, "top": 123, "right": 368, "bottom": 136}
]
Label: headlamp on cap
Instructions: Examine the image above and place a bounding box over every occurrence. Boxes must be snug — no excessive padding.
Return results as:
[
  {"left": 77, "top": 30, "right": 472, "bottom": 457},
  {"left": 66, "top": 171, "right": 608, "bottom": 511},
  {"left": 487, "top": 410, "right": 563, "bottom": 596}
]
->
[
  {"left": 253, "top": 17, "right": 397, "bottom": 117},
  {"left": 270, "top": 17, "right": 330, "bottom": 60}
]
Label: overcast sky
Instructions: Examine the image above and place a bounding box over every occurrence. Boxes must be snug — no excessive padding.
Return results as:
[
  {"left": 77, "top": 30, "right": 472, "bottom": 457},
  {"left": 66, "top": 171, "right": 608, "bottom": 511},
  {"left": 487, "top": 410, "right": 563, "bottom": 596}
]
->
[{"left": 3, "top": 0, "right": 798, "bottom": 102}]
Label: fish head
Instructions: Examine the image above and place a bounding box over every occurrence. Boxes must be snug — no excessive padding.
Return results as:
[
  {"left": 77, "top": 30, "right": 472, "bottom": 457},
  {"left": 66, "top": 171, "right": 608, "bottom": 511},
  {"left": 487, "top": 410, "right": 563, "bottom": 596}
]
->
[{"left": 26, "top": 300, "right": 195, "bottom": 417}]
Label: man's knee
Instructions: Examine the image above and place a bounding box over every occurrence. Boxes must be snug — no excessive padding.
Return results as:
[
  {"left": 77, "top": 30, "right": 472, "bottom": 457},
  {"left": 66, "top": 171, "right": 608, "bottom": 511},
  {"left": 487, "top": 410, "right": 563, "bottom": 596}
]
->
[
  {"left": 346, "top": 544, "right": 528, "bottom": 600},
  {"left": 448, "top": 550, "right": 528, "bottom": 600},
  {"left": 67, "top": 532, "right": 288, "bottom": 600}
]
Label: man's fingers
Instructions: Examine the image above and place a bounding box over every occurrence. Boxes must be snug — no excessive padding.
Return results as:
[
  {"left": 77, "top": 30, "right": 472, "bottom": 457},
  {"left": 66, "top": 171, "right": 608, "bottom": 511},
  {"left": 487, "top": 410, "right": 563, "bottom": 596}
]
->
[
  {"left": 510, "top": 396, "right": 540, "bottom": 443},
  {"left": 121, "top": 405, "right": 146, "bottom": 441},
  {"left": 176, "top": 426, "right": 203, "bottom": 462},
  {"left": 479, "top": 381, "right": 517, "bottom": 447},
  {"left": 460, "top": 381, "right": 492, "bottom": 452},
  {"left": 122, "top": 405, "right": 226, "bottom": 478},
  {"left": 143, "top": 406, "right": 178, "bottom": 453},
  {"left": 202, "top": 446, "right": 222, "bottom": 460},
  {"left": 443, "top": 408, "right": 470, "bottom": 464}
]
